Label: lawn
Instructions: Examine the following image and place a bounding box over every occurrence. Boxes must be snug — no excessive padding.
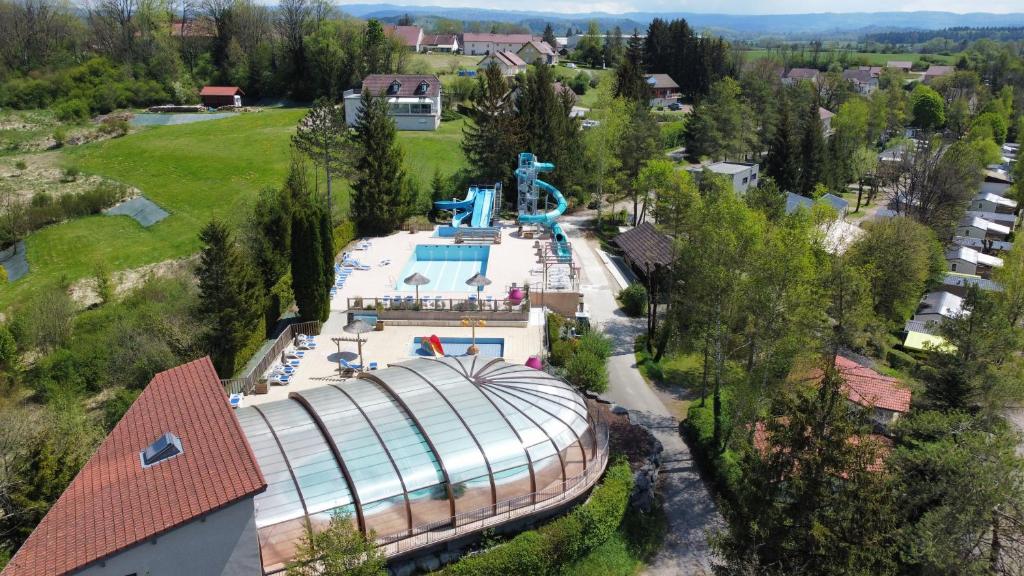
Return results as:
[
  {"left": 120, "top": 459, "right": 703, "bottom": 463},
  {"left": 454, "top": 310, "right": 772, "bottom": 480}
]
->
[
  {"left": 635, "top": 336, "right": 705, "bottom": 419},
  {"left": 0, "top": 109, "right": 468, "bottom": 308},
  {"left": 413, "top": 53, "right": 481, "bottom": 74},
  {"left": 562, "top": 496, "right": 667, "bottom": 576}
]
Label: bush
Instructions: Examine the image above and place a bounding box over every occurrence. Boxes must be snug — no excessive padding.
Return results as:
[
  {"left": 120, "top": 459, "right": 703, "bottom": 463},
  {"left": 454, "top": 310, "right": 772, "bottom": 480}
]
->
[
  {"left": 549, "top": 339, "right": 575, "bottom": 367},
  {"left": 14, "top": 160, "right": 26, "bottom": 171},
  {"left": 97, "top": 119, "right": 129, "bottom": 137},
  {"left": 566, "top": 349, "right": 608, "bottom": 393},
  {"left": 53, "top": 99, "right": 90, "bottom": 122},
  {"left": 60, "top": 166, "right": 80, "bottom": 183},
  {"left": 332, "top": 220, "right": 356, "bottom": 255},
  {"left": 546, "top": 312, "right": 565, "bottom": 348},
  {"left": 681, "top": 397, "right": 741, "bottom": 497},
  {"left": 577, "top": 331, "right": 612, "bottom": 360},
  {"left": 618, "top": 284, "right": 648, "bottom": 317},
  {"left": 887, "top": 348, "right": 918, "bottom": 372},
  {"left": 102, "top": 387, "right": 140, "bottom": 431},
  {"left": 439, "top": 460, "right": 633, "bottom": 576}
]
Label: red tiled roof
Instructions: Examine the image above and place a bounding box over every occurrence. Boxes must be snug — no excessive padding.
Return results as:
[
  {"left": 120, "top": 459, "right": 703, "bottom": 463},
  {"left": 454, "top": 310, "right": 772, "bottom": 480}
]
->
[
  {"left": 359, "top": 74, "right": 441, "bottom": 98},
  {"left": 520, "top": 39, "right": 556, "bottom": 56},
  {"left": 834, "top": 356, "right": 911, "bottom": 413},
  {"left": 485, "top": 50, "right": 526, "bottom": 68},
  {"left": 752, "top": 420, "right": 893, "bottom": 473},
  {"left": 2, "top": 358, "right": 266, "bottom": 576},
  {"left": 463, "top": 32, "right": 535, "bottom": 44},
  {"left": 387, "top": 25, "right": 422, "bottom": 47},
  {"left": 423, "top": 34, "right": 457, "bottom": 46},
  {"left": 200, "top": 85, "right": 243, "bottom": 96},
  {"left": 786, "top": 67, "right": 820, "bottom": 80}
]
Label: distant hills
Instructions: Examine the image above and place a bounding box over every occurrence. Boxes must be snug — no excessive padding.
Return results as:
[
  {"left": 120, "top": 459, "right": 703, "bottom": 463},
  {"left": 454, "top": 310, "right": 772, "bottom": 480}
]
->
[{"left": 338, "top": 4, "right": 1024, "bottom": 38}]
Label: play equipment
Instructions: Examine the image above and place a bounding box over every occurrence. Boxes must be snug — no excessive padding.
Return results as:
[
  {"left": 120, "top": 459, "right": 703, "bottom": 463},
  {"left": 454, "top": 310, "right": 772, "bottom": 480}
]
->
[
  {"left": 434, "top": 184, "right": 500, "bottom": 228},
  {"left": 516, "top": 152, "right": 571, "bottom": 260},
  {"left": 420, "top": 335, "right": 445, "bottom": 356}
]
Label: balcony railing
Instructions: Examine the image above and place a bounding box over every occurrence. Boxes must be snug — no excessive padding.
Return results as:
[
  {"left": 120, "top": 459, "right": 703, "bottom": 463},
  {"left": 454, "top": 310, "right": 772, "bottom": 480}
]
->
[
  {"left": 221, "top": 321, "right": 321, "bottom": 396},
  {"left": 347, "top": 296, "right": 530, "bottom": 322}
]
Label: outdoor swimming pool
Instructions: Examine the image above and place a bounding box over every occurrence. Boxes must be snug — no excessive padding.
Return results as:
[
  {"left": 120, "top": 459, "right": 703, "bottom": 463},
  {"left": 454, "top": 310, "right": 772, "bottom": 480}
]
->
[
  {"left": 130, "top": 113, "right": 234, "bottom": 126},
  {"left": 411, "top": 337, "right": 504, "bottom": 357},
  {"left": 396, "top": 245, "right": 490, "bottom": 293}
]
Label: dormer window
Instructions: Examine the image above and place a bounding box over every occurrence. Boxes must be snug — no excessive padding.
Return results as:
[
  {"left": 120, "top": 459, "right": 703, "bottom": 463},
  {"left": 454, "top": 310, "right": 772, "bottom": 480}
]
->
[
  {"left": 387, "top": 80, "right": 401, "bottom": 95},
  {"left": 415, "top": 80, "right": 430, "bottom": 95}
]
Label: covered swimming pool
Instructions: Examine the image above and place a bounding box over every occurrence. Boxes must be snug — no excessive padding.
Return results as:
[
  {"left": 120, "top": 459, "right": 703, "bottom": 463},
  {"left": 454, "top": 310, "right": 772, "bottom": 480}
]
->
[{"left": 396, "top": 245, "right": 490, "bottom": 293}]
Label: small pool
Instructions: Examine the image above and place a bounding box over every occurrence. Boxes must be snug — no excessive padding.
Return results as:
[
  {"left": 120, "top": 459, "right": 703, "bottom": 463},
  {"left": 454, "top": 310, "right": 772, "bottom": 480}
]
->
[
  {"left": 411, "top": 337, "right": 504, "bottom": 357},
  {"left": 396, "top": 245, "right": 490, "bottom": 293},
  {"left": 130, "top": 113, "right": 234, "bottom": 126}
]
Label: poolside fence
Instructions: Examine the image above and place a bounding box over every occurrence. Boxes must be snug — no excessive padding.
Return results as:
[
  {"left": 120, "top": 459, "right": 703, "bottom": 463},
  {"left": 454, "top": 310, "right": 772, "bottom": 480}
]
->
[{"left": 222, "top": 320, "right": 321, "bottom": 396}]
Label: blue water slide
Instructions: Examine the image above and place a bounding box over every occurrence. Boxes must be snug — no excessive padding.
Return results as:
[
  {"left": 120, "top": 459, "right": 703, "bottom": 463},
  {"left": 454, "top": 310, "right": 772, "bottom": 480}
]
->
[
  {"left": 470, "top": 186, "right": 494, "bottom": 228},
  {"left": 434, "top": 187, "right": 477, "bottom": 227},
  {"left": 517, "top": 155, "right": 571, "bottom": 259}
]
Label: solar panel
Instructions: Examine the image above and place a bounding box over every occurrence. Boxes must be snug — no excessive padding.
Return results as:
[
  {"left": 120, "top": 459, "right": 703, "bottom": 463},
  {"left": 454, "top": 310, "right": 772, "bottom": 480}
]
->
[{"left": 140, "top": 432, "right": 183, "bottom": 468}]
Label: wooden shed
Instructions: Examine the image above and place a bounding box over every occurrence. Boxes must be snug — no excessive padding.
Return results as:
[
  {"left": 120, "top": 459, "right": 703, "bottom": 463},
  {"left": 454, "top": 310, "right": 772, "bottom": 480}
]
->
[{"left": 199, "top": 86, "right": 244, "bottom": 108}]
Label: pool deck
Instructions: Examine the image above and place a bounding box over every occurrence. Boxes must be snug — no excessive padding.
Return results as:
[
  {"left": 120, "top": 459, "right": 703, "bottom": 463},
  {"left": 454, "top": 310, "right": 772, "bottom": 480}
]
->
[{"left": 244, "top": 225, "right": 556, "bottom": 408}]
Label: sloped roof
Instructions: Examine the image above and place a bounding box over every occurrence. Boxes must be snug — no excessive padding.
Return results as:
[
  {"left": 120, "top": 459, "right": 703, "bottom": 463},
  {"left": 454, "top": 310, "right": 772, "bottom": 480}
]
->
[
  {"left": 786, "top": 67, "right": 820, "bottom": 80},
  {"left": 423, "top": 34, "right": 458, "bottom": 46},
  {"left": 887, "top": 60, "right": 913, "bottom": 69},
  {"left": 975, "top": 192, "right": 1017, "bottom": 208},
  {"left": 820, "top": 192, "right": 848, "bottom": 212},
  {"left": 925, "top": 64, "right": 955, "bottom": 77},
  {"left": 613, "top": 222, "right": 675, "bottom": 268},
  {"left": 483, "top": 50, "right": 526, "bottom": 68},
  {"left": 961, "top": 216, "right": 1011, "bottom": 235},
  {"left": 387, "top": 25, "right": 422, "bottom": 47},
  {"left": 843, "top": 68, "right": 874, "bottom": 83},
  {"left": 359, "top": 74, "right": 441, "bottom": 98},
  {"left": 916, "top": 291, "right": 964, "bottom": 319},
  {"left": 519, "top": 39, "right": 556, "bottom": 56},
  {"left": 819, "top": 106, "right": 834, "bottom": 120},
  {"left": 786, "top": 192, "right": 814, "bottom": 214},
  {"left": 834, "top": 356, "right": 912, "bottom": 413},
  {"left": 200, "top": 85, "right": 243, "bottom": 96},
  {"left": 946, "top": 246, "right": 1004, "bottom": 268},
  {"left": 644, "top": 73, "right": 680, "bottom": 89},
  {"left": 2, "top": 357, "right": 266, "bottom": 576},
  {"left": 463, "top": 32, "right": 535, "bottom": 43}
]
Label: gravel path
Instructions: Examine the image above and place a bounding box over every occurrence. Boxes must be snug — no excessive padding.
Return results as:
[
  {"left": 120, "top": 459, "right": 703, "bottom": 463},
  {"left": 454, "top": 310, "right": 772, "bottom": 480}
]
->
[{"left": 564, "top": 220, "right": 724, "bottom": 575}]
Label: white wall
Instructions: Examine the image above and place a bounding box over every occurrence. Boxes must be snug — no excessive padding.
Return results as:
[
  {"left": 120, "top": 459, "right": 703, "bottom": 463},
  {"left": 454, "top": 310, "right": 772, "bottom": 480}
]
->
[
  {"left": 343, "top": 93, "right": 441, "bottom": 131},
  {"left": 76, "top": 498, "right": 261, "bottom": 576},
  {"left": 948, "top": 259, "right": 977, "bottom": 275}
]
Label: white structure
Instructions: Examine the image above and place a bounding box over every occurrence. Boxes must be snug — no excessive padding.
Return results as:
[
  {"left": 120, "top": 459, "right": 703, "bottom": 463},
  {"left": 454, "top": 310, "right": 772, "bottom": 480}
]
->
[
  {"left": 782, "top": 68, "right": 820, "bottom": 85},
  {"left": 972, "top": 192, "right": 1018, "bottom": 214},
  {"left": 462, "top": 32, "right": 535, "bottom": 55},
  {"left": 344, "top": 74, "right": 442, "bottom": 131},
  {"left": 422, "top": 34, "right": 459, "bottom": 52},
  {"left": 965, "top": 210, "right": 1017, "bottom": 227},
  {"left": 842, "top": 68, "right": 878, "bottom": 95},
  {"left": 946, "top": 246, "right": 1004, "bottom": 277},
  {"left": 912, "top": 291, "right": 965, "bottom": 326},
  {"left": 517, "top": 39, "right": 558, "bottom": 65},
  {"left": 957, "top": 216, "right": 1011, "bottom": 240},
  {"left": 687, "top": 162, "right": 759, "bottom": 194},
  {"left": 387, "top": 25, "right": 423, "bottom": 52}
]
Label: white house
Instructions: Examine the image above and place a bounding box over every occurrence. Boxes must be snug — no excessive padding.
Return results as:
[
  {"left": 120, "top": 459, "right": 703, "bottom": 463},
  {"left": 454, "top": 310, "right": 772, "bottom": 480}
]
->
[
  {"left": 972, "top": 192, "right": 1018, "bottom": 214},
  {"left": 422, "top": 34, "right": 459, "bottom": 53},
  {"left": 387, "top": 25, "right": 423, "bottom": 52},
  {"left": 462, "top": 32, "right": 535, "bottom": 55},
  {"left": 946, "top": 246, "right": 1004, "bottom": 277},
  {"left": 842, "top": 68, "right": 878, "bottom": 95},
  {"left": 912, "top": 291, "right": 965, "bottom": 326},
  {"left": 343, "top": 74, "right": 442, "bottom": 131},
  {"left": 782, "top": 68, "right": 820, "bottom": 85},
  {"left": 687, "top": 162, "right": 759, "bottom": 194},
  {"left": 478, "top": 50, "right": 527, "bottom": 77},
  {"left": 958, "top": 216, "right": 1012, "bottom": 240},
  {"left": 517, "top": 39, "right": 558, "bottom": 65}
]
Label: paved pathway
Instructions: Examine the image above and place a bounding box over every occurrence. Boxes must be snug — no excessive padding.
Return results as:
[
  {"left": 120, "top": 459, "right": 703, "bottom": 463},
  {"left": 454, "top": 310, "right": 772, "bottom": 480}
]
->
[{"left": 564, "top": 221, "right": 723, "bottom": 575}]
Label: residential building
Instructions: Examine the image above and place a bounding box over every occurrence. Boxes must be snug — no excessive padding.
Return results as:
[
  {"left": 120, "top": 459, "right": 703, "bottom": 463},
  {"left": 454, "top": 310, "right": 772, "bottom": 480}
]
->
[
  {"left": 972, "top": 192, "right": 1018, "bottom": 213},
  {"left": 957, "top": 215, "right": 1011, "bottom": 240},
  {"left": 924, "top": 64, "right": 955, "bottom": 83},
  {"left": 819, "top": 107, "right": 835, "bottom": 134},
  {"left": 387, "top": 25, "right": 423, "bottom": 51},
  {"left": 1, "top": 358, "right": 267, "bottom": 576},
  {"left": 785, "top": 192, "right": 813, "bottom": 214},
  {"left": 981, "top": 180, "right": 1012, "bottom": 197},
  {"left": 478, "top": 50, "right": 527, "bottom": 76},
  {"left": 785, "top": 192, "right": 849, "bottom": 217},
  {"left": 946, "top": 245, "right": 1004, "bottom": 277},
  {"left": 819, "top": 192, "right": 849, "bottom": 216},
  {"left": 782, "top": 67, "right": 820, "bottom": 85},
  {"left": 343, "top": 74, "right": 442, "bottom": 131},
  {"left": 462, "top": 32, "right": 535, "bottom": 55},
  {"left": 687, "top": 162, "right": 759, "bottom": 194},
  {"left": 644, "top": 73, "right": 681, "bottom": 106},
  {"left": 199, "top": 86, "right": 243, "bottom": 108},
  {"left": 886, "top": 60, "right": 913, "bottom": 73},
  {"left": 842, "top": 68, "right": 878, "bottom": 95},
  {"left": 517, "top": 39, "right": 558, "bottom": 65},
  {"left": 912, "top": 290, "right": 965, "bottom": 326},
  {"left": 941, "top": 271, "right": 1002, "bottom": 296},
  {"left": 965, "top": 209, "right": 1017, "bottom": 227},
  {"left": 422, "top": 34, "right": 459, "bottom": 53},
  {"left": 834, "top": 355, "right": 912, "bottom": 429}
]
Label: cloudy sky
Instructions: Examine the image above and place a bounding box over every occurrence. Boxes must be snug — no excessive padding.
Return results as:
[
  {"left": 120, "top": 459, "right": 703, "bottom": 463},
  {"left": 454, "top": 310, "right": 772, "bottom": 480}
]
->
[{"left": 351, "top": 0, "right": 1023, "bottom": 14}]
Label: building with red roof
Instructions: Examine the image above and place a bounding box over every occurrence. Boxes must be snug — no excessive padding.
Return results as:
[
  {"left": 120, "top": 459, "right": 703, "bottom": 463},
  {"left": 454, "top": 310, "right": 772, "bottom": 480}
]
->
[
  {"left": 800, "top": 355, "right": 912, "bottom": 430},
  {"left": 387, "top": 25, "right": 423, "bottom": 51},
  {"left": 342, "top": 74, "right": 443, "bottom": 131},
  {"left": 199, "top": 86, "right": 244, "bottom": 108},
  {"left": 1, "top": 357, "right": 266, "bottom": 576}
]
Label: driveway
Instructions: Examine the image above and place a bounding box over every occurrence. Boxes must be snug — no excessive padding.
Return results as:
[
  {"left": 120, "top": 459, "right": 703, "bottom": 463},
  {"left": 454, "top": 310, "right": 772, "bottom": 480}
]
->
[{"left": 565, "top": 220, "right": 724, "bottom": 575}]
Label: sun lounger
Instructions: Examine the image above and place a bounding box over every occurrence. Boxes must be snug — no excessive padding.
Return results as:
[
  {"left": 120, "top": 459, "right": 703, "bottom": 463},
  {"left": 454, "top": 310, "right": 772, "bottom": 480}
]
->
[
  {"left": 283, "top": 349, "right": 305, "bottom": 360},
  {"left": 339, "top": 358, "right": 364, "bottom": 373}
]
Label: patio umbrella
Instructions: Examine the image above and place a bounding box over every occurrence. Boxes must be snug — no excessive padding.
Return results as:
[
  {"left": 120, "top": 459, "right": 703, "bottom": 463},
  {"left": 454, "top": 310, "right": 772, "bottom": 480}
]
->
[
  {"left": 465, "top": 272, "right": 492, "bottom": 297},
  {"left": 404, "top": 272, "right": 431, "bottom": 302},
  {"left": 343, "top": 319, "right": 374, "bottom": 368}
]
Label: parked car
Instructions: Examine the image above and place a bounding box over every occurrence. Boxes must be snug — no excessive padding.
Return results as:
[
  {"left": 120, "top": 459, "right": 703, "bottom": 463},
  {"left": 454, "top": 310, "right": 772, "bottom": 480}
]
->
[
  {"left": 565, "top": 62, "right": 577, "bottom": 69},
  {"left": 581, "top": 119, "right": 600, "bottom": 129},
  {"left": 668, "top": 102, "right": 682, "bottom": 111}
]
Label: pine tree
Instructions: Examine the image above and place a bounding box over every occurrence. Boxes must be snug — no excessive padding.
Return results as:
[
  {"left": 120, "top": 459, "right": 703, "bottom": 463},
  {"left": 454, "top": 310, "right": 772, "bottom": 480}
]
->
[
  {"left": 602, "top": 26, "right": 624, "bottom": 68},
  {"left": 351, "top": 90, "right": 409, "bottom": 235},
  {"left": 290, "top": 205, "right": 328, "bottom": 322},
  {"left": 799, "top": 103, "right": 826, "bottom": 196},
  {"left": 542, "top": 23, "right": 557, "bottom": 51},
  {"left": 292, "top": 98, "right": 351, "bottom": 222},
  {"left": 615, "top": 32, "right": 648, "bottom": 103},
  {"left": 196, "top": 220, "right": 264, "bottom": 375},
  {"left": 764, "top": 98, "right": 800, "bottom": 192},
  {"left": 461, "top": 62, "right": 522, "bottom": 194}
]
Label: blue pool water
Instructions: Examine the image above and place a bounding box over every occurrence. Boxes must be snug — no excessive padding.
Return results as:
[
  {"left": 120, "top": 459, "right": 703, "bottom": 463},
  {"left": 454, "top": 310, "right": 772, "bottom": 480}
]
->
[
  {"left": 396, "top": 245, "right": 490, "bottom": 292},
  {"left": 130, "top": 113, "right": 234, "bottom": 126},
  {"left": 411, "top": 337, "right": 504, "bottom": 357}
]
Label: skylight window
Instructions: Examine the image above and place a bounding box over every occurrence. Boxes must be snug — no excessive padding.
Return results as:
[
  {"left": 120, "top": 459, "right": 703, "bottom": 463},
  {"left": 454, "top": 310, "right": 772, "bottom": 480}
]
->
[
  {"left": 387, "top": 80, "right": 402, "bottom": 95},
  {"left": 140, "top": 432, "right": 183, "bottom": 468}
]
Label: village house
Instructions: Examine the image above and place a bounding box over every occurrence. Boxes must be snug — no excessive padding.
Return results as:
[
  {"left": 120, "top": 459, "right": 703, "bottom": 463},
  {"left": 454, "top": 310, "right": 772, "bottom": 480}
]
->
[
  {"left": 782, "top": 67, "right": 820, "bottom": 85},
  {"left": 343, "top": 74, "right": 442, "bottom": 131},
  {"left": 842, "top": 68, "right": 878, "bottom": 95},
  {"left": 972, "top": 192, "right": 1018, "bottom": 214},
  {"left": 422, "top": 34, "right": 459, "bottom": 53},
  {"left": 478, "top": 50, "right": 528, "bottom": 76},
  {"left": 387, "top": 25, "right": 423, "bottom": 52},
  {"left": 946, "top": 246, "right": 1004, "bottom": 277},
  {"left": 462, "top": 32, "right": 535, "bottom": 55},
  {"left": 924, "top": 64, "right": 956, "bottom": 83},
  {"left": 644, "top": 74, "right": 681, "bottom": 106},
  {"left": 958, "top": 215, "right": 1012, "bottom": 240},
  {"left": 886, "top": 60, "right": 913, "bottom": 73},
  {"left": 687, "top": 162, "right": 759, "bottom": 194},
  {"left": 517, "top": 39, "right": 558, "bottom": 65}
]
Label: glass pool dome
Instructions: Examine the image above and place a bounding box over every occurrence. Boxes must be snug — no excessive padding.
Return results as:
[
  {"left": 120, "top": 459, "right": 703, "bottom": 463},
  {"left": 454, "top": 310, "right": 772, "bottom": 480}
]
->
[{"left": 236, "top": 355, "right": 606, "bottom": 570}]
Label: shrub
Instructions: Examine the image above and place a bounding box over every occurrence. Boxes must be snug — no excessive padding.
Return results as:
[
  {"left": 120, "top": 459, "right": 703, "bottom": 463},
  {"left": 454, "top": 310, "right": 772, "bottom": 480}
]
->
[
  {"left": 332, "top": 220, "right": 356, "bottom": 255},
  {"left": 566, "top": 349, "right": 608, "bottom": 393},
  {"left": 53, "top": 99, "right": 90, "bottom": 122},
  {"left": 102, "top": 387, "right": 140, "bottom": 431},
  {"left": 0, "top": 324, "right": 16, "bottom": 366},
  {"left": 97, "top": 119, "right": 129, "bottom": 137},
  {"left": 60, "top": 166, "right": 80, "bottom": 183},
  {"left": 439, "top": 460, "right": 633, "bottom": 576},
  {"left": 886, "top": 348, "right": 918, "bottom": 372},
  {"left": 618, "top": 284, "right": 648, "bottom": 317},
  {"left": 14, "top": 160, "right": 27, "bottom": 171},
  {"left": 52, "top": 127, "right": 67, "bottom": 148},
  {"left": 546, "top": 312, "right": 565, "bottom": 348},
  {"left": 577, "top": 331, "right": 612, "bottom": 360},
  {"left": 549, "top": 339, "right": 575, "bottom": 367}
]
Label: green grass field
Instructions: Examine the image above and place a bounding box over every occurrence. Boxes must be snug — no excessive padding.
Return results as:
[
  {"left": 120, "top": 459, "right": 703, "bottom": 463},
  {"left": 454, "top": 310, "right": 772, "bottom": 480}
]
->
[
  {"left": 413, "top": 53, "right": 482, "bottom": 74},
  {"left": 738, "top": 49, "right": 958, "bottom": 66},
  {"left": 0, "top": 109, "right": 468, "bottom": 308}
]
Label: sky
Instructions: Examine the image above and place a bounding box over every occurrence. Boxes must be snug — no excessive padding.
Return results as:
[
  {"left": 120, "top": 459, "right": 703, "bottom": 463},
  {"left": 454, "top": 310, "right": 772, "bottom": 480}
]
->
[{"left": 342, "top": 0, "right": 1024, "bottom": 15}]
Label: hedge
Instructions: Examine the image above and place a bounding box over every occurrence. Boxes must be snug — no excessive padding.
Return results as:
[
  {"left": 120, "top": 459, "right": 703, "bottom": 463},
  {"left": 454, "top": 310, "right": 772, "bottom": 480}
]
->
[
  {"left": 439, "top": 460, "right": 633, "bottom": 576},
  {"left": 618, "top": 284, "right": 648, "bottom": 317},
  {"left": 681, "top": 396, "right": 741, "bottom": 498}
]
